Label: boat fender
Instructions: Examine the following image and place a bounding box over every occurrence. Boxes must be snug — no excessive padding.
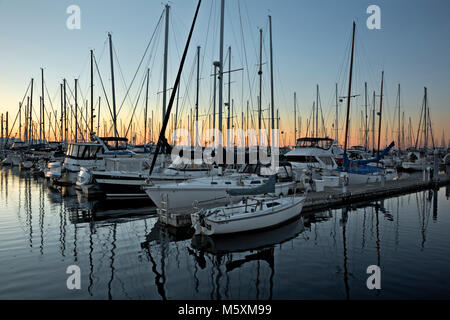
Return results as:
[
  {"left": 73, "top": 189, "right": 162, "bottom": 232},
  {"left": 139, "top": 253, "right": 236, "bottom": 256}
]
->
[{"left": 343, "top": 175, "right": 349, "bottom": 186}]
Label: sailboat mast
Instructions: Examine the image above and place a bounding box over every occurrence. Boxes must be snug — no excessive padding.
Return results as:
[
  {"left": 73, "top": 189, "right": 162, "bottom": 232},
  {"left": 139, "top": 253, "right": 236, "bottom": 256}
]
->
[
  {"left": 5, "top": 113, "right": 8, "bottom": 144},
  {"left": 64, "top": 79, "right": 67, "bottom": 143},
  {"left": 294, "top": 92, "right": 297, "bottom": 142},
  {"left": 377, "top": 71, "right": 384, "bottom": 156},
  {"left": 212, "top": 61, "right": 218, "bottom": 146},
  {"left": 108, "top": 33, "right": 118, "bottom": 138},
  {"left": 162, "top": 4, "right": 170, "bottom": 122},
  {"left": 372, "top": 90, "right": 375, "bottom": 154},
  {"left": 335, "top": 83, "right": 339, "bottom": 144},
  {"left": 174, "top": 80, "right": 180, "bottom": 145},
  {"left": 90, "top": 50, "right": 94, "bottom": 134},
  {"left": 397, "top": 84, "right": 401, "bottom": 151},
  {"left": 218, "top": 0, "right": 225, "bottom": 150},
  {"left": 269, "top": 15, "right": 275, "bottom": 148},
  {"left": 75, "top": 78, "right": 78, "bottom": 142},
  {"left": 41, "top": 68, "right": 45, "bottom": 141},
  {"left": 148, "top": 0, "right": 202, "bottom": 175},
  {"left": 227, "top": 46, "right": 231, "bottom": 147},
  {"left": 30, "top": 78, "right": 34, "bottom": 144},
  {"left": 424, "top": 87, "right": 428, "bottom": 149},
  {"left": 343, "top": 22, "right": 356, "bottom": 153},
  {"left": 258, "top": 28, "right": 263, "bottom": 145},
  {"left": 144, "top": 68, "right": 149, "bottom": 146},
  {"left": 246, "top": 100, "right": 249, "bottom": 147},
  {"left": 196, "top": 45, "right": 200, "bottom": 147},
  {"left": 364, "top": 82, "right": 368, "bottom": 150},
  {"left": 25, "top": 97, "right": 29, "bottom": 143},
  {"left": 316, "top": 84, "right": 319, "bottom": 138},
  {"left": 19, "top": 103, "right": 22, "bottom": 141},
  {"left": 98, "top": 97, "right": 101, "bottom": 136}
]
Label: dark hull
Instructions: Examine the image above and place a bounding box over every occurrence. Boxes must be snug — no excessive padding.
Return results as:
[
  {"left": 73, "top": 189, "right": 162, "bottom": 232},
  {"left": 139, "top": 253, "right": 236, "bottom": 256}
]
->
[{"left": 95, "top": 176, "right": 149, "bottom": 200}]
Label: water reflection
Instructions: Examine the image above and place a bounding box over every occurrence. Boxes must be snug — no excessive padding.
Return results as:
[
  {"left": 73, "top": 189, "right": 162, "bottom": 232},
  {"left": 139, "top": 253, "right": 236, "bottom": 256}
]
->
[
  {"left": 1, "top": 166, "right": 450, "bottom": 299},
  {"left": 417, "top": 191, "right": 432, "bottom": 250},
  {"left": 190, "top": 217, "right": 305, "bottom": 300}
]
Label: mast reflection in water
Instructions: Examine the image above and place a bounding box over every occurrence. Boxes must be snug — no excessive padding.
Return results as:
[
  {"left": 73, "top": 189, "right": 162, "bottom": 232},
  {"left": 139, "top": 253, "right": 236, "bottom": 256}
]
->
[{"left": 1, "top": 167, "right": 450, "bottom": 299}]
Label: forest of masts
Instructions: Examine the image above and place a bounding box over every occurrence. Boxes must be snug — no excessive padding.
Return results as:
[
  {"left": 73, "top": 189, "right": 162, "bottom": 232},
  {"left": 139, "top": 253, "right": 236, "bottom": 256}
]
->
[{"left": 0, "top": 2, "right": 447, "bottom": 151}]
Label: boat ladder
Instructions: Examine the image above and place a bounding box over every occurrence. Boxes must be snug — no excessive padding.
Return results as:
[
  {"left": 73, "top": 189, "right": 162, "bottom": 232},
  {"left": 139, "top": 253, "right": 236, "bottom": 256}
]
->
[{"left": 160, "top": 193, "right": 169, "bottom": 217}]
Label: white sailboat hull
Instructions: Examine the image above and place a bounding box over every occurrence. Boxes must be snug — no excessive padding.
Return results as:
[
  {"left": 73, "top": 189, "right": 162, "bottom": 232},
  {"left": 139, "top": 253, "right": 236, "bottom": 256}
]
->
[
  {"left": 402, "top": 161, "right": 427, "bottom": 171},
  {"left": 345, "top": 169, "right": 397, "bottom": 185},
  {"left": 191, "top": 196, "right": 305, "bottom": 236},
  {"left": 145, "top": 180, "right": 297, "bottom": 210}
]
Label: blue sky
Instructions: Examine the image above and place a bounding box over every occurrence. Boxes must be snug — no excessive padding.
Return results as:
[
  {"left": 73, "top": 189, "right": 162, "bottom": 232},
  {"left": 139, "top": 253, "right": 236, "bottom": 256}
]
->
[{"left": 0, "top": 0, "right": 449, "bottom": 145}]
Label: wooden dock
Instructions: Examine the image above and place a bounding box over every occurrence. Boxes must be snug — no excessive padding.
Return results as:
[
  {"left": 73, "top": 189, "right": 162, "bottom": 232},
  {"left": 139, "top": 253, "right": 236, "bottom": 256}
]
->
[{"left": 302, "top": 172, "right": 450, "bottom": 214}]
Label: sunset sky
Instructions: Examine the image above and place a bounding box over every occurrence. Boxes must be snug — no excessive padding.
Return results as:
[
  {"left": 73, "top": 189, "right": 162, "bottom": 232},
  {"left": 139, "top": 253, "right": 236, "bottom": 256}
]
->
[{"left": 0, "top": 0, "right": 449, "bottom": 147}]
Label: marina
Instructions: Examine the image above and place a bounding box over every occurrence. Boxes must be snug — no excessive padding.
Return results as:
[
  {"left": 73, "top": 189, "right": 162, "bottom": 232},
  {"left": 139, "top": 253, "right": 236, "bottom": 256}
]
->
[
  {"left": 1, "top": 0, "right": 450, "bottom": 301},
  {"left": 1, "top": 167, "right": 450, "bottom": 299}
]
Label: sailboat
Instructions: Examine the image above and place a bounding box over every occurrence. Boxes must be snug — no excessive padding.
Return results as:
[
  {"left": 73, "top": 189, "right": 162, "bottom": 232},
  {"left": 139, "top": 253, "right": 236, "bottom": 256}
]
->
[
  {"left": 401, "top": 88, "right": 433, "bottom": 172},
  {"left": 143, "top": 162, "right": 297, "bottom": 211},
  {"left": 339, "top": 142, "right": 398, "bottom": 184},
  {"left": 80, "top": 4, "right": 220, "bottom": 200},
  {"left": 191, "top": 175, "right": 305, "bottom": 236},
  {"left": 337, "top": 22, "right": 397, "bottom": 185}
]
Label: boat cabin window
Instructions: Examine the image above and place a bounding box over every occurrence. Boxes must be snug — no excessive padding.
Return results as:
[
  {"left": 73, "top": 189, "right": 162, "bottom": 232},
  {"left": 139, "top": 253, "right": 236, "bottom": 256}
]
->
[
  {"left": 240, "top": 164, "right": 258, "bottom": 174},
  {"left": 102, "top": 139, "right": 128, "bottom": 151},
  {"left": 67, "top": 144, "right": 79, "bottom": 158},
  {"left": 250, "top": 180, "right": 262, "bottom": 184},
  {"left": 266, "top": 202, "right": 280, "bottom": 208},
  {"left": 259, "top": 166, "right": 277, "bottom": 176},
  {"left": 318, "top": 156, "right": 335, "bottom": 166},
  {"left": 286, "top": 155, "right": 319, "bottom": 163},
  {"left": 277, "top": 165, "right": 293, "bottom": 180},
  {"left": 67, "top": 144, "right": 102, "bottom": 159},
  {"left": 296, "top": 138, "right": 333, "bottom": 149}
]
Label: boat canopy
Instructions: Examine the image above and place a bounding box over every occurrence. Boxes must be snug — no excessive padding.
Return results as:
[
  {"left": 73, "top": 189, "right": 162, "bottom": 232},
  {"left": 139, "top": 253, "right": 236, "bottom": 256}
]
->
[
  {"left": 342, "top": 141, "right": 395, "bottom": 167},
  {"left": 295, "top": 137, "right": 334, "bottom": 150},
  {"left": 99, "top": 137, "right": 128, "bottom": 151},
  {"left": 240, "top": 162, "right": 292, "bottom": 175},
  {"left": 66, "top": 143, "right": 103, "bottom": 160}
]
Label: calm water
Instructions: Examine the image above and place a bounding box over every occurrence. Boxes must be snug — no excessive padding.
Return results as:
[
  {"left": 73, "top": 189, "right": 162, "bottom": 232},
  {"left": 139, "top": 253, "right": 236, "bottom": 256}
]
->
[{"left": 1, "top": 167, "right": 450, "bottom": 300}]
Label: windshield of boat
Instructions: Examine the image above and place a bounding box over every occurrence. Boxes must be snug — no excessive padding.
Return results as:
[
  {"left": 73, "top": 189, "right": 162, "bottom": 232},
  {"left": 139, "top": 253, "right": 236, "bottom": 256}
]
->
[
  {"left": 101, "top": 138, "right": 128, "bottom": 151},
  {"left": 67, "top": 144, "right": 103, "bottom": 159},
  {"left": 240, "top": 164, "right": 258, "bottom": 174},
  {"left": 296, "top": 138, "right": 333, "bottom": 149}
]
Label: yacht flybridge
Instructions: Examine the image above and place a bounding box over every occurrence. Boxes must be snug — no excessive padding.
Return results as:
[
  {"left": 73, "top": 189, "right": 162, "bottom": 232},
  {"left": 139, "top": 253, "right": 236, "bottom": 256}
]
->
[
  {"left": 284, "top": 137, "right": 339, "bottom": 187},
  {"left": 285, "top": 137, "right": 338, "bottom": 171},
  {"left": 49, "top": 136, "right": 139, "bottom": 185}
]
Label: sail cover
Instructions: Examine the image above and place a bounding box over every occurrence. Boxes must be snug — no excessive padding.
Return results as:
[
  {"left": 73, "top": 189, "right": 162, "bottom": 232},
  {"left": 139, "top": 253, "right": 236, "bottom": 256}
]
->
[{"left": 226, "top": 175, "right": 276, "bottom": 196}]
